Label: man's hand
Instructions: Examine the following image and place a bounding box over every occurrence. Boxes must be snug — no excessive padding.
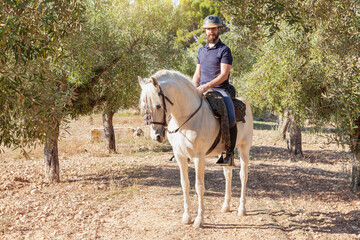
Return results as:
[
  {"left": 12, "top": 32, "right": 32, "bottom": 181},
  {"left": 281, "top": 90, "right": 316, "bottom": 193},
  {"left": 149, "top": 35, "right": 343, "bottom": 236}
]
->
[{"left": 197, "top": 83, "right": 211, "bottom": 93}]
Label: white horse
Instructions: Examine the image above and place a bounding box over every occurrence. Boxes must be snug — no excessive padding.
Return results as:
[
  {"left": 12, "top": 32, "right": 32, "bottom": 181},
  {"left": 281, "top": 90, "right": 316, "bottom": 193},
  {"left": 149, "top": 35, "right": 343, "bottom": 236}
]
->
[{"left": 138, "top": 69, "right": 253, "bottom": 228}]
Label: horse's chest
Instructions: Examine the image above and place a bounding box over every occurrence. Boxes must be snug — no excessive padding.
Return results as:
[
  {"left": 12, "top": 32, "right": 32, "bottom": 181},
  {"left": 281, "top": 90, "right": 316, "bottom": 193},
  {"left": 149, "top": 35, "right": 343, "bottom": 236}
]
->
[{"left": 168, "top": 132, "right": 196, "bottom": 152}]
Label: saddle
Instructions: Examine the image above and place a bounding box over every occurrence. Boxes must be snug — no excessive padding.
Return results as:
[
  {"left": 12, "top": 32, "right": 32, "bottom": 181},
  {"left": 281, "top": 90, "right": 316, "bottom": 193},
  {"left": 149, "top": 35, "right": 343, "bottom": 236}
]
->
[{"left": 204, "top": 85, "right": 246, "bottom": 155}]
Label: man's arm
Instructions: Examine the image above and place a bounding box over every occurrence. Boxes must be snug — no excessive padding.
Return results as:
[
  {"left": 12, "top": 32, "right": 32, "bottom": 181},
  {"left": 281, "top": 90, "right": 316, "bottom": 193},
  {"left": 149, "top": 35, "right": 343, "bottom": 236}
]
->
[
  {"left": 197, "top": 63, "right": 231, "bottom": 93},
  {"left": 192, "top": 64, "right": 201, "bottom": 87}
]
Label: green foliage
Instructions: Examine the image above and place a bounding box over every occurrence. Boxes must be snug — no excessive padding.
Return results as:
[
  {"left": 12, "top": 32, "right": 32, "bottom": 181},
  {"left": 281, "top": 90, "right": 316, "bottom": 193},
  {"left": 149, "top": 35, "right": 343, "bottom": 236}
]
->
[
  {"left": 221, "top": 0, "right": 360, "bottom": 151},
  {"left": 311, "top": 25, "right": 360, "bottom": 146},
  {"left": 220, "top": 0, "right": 334, "bottom": 39},
  {"left": 175, "top": 0, "right": 223, "bottom": 49},
  {"left": 66, "top": 0, "right": 191, "bottom": 114},
  {"left": 0, "top": 0, "right": 204, "bottom": 150},
  {"left": 220, "top": 25, "right": 257, "bottom": 97},
  {"left": 66, "top": 0, "right": 146, "bottom": 113},
  {"left": 0, "top": 0, "right": 84, "bottom": 148},
  {"left": 244, "top": 23, "right": 325, "bottom": 124}
]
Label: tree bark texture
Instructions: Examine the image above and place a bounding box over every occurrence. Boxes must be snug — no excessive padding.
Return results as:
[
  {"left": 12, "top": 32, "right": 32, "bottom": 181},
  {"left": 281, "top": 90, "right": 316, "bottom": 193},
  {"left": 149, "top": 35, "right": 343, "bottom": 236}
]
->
[
  {"left": 280, "top": 113, "right": 304, "bottom": 160},
  {"left": 44, "top": 123, "right": 60, "bottom": 183},
  {"left": 289, "top": 119, "right": 304, "bottom": 159},
  {"left": 102, "top": 111, "right": 116, "bottom": 153},
  {"left": 279, "top": 115, "right": 290, "bottom": 140},
  {"left": 284, "top": 117, "right": 304, "bottom": 160},
  {"left": 351, "top": 116, "right": 360, "bottom": 192}
]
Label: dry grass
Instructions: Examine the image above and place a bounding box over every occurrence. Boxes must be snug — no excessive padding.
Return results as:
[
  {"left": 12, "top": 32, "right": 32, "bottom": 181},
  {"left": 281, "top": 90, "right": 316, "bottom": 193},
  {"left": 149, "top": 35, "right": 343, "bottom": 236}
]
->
[{"left": 0, "top": 114, "right": 171, "bottom": 162}]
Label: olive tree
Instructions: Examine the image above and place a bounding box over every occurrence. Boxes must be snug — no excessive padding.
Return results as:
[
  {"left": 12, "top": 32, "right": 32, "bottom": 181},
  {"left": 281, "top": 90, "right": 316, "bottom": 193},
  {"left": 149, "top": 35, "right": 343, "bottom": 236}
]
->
[
  {"left": 220, "top": 0, "right": 360, "bottom": 189},
  {"left": 67, "top": 0, "right": 194, "bottom": 153},
  {"left": 243, "top": 23, "right": 326, "bottom": 158},
  {"left": 0, "top": 0, "right": 85, "bottom": 182}
]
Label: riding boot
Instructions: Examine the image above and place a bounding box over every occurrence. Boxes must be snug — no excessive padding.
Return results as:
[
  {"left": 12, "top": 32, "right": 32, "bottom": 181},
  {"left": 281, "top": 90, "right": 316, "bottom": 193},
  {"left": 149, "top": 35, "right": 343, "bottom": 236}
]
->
[{"left": 216, "top": 125, "right": 237, "bottom": 166}]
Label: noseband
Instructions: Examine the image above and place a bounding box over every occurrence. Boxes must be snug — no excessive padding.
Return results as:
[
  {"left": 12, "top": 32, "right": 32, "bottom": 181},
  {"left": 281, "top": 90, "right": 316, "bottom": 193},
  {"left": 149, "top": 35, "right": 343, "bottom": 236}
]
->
[{"left": 144, "top": 85, "right": 203, "bottom": 134}]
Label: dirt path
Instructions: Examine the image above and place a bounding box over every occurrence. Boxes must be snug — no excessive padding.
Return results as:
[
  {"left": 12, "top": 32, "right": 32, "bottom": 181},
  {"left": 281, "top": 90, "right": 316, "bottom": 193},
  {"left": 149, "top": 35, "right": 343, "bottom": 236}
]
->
[{"left": 1, "top": 115, "right": 360, "bottom": 239}]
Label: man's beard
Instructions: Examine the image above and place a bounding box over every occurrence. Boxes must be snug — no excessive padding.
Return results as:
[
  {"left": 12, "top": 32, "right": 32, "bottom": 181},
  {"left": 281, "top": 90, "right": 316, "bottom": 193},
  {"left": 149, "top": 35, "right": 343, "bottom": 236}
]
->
[{"left": 206, "top": 32, "right": 220, "bottom": 44}]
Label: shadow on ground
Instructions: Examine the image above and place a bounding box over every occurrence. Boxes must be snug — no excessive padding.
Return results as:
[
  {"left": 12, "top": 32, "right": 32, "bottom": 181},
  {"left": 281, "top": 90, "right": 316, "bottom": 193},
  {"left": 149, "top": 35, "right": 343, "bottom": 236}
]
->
[
  {"left": 69, "top": 147, "right": 352, "bottom": 202},
  {"left": 67, "top": 147, "right": 358, "bottom": 237},
  {"left": 250, "top": 145, "right": 349, "bottom": 164},
  {"left": 203, "top": 209, "right": 360, "bottom": 236}
]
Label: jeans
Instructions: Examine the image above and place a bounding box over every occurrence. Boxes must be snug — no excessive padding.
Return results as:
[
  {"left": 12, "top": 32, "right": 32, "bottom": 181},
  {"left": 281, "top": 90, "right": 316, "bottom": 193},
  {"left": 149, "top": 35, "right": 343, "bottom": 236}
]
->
[{"left": 214, "top": 88, "right": 236, "bottom": 128}]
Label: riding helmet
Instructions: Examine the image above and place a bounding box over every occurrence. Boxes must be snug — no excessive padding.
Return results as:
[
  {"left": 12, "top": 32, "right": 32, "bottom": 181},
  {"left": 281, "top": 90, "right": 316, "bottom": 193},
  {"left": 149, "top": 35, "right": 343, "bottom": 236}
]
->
[{"left": 203, "top": 15, "right": 222, "bottom": 29}]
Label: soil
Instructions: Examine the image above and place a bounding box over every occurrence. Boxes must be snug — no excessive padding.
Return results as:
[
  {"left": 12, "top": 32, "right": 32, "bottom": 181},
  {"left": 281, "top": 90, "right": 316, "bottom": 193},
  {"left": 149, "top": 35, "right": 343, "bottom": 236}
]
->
[{"left": 0, "top": 115, "right": 360, "bottom": 240}]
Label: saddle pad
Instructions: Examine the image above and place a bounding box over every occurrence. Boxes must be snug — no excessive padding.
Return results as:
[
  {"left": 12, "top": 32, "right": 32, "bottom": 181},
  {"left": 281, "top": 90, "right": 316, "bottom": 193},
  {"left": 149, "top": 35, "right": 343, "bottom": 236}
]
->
[
  {"left": 233, "top": 98, "right": 246, "bottom": 123},
  {"left": 229, "top": 84, "right": 246, "bottom": 123},
  {"left": 205, "top": 90, "right": 230, "bottom": 147}
]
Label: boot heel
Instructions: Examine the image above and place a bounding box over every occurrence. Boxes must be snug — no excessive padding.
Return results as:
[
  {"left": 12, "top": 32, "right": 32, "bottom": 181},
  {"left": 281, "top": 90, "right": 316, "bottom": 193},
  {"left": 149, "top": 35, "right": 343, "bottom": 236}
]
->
[
  {"left": 216, "top": 153, "right": 224, "bottom": 164},
  {"left": 218, "top": 152, "right": 235, "bottom": 166}
]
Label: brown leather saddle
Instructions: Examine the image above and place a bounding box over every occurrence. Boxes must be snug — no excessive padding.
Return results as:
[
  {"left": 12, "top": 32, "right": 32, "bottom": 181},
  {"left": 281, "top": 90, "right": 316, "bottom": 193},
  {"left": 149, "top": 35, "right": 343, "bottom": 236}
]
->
[
  {"left": 169, "top": 85, "right": 246, "bottom": 161},
  {"left": 204, "top": 85, "right": 246, "bottom": 155}
]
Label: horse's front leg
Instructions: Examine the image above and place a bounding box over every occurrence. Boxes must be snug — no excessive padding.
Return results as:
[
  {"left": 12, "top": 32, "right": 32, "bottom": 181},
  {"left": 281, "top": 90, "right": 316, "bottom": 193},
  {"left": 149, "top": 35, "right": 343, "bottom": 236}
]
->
[
  {"left": 193, "top": 156, "right": 205, "bottom": 228},
  {"left": 238, "top": 144, "right": 250, "bottom": 216},
  {"left": 176, "top": 154, "right": 192, "bottom": 224},
  {"left": 222, "top": 166, "right": 233, "bottom": 212}
]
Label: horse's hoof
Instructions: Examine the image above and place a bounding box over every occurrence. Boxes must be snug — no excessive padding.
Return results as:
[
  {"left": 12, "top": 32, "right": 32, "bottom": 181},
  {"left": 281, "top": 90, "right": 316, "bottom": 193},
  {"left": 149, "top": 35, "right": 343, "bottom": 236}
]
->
[
  {"left": 181, "top": 215, "right": 192, "bottom": 224},
  {"left": 238, "top": 208, "right": 246, "bottom": 216},
  {"left": 221, "top": 204, "right": 231, "bottom": 213},
  {"left": 193, "top": 217, "right": 204, "bottom": 228}
]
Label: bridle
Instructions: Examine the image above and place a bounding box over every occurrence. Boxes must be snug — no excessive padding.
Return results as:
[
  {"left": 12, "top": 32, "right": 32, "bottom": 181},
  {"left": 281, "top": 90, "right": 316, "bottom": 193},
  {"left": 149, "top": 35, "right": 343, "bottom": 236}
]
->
[
  {"left": 144, "top": 85, "right": 173, "bottom": 127},
  {"left": 144, "top": 85, "right": 203, "bottom": 134}
]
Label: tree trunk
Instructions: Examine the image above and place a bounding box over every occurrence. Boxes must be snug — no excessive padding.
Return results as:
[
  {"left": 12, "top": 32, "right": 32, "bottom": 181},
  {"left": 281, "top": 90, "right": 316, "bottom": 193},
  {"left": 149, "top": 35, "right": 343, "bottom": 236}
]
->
[
  {"left": 279, "top": 114, "right": 290, "bottom": 140},
  {"left": 44, "top": 122, "right": 60, "bottom": 183},
  {"left": 102, "top": 111, "right": 116, "bottom": 153},
  {"left": 279, "top": 113, "right": 304, "bottom": 160},
  {"left": 351, "top": 116, "right": 360, "bottom": 192},
  {"left": 351, "top": 154, "right": 360, "bottom": 192},
  {"left": 289, "top": 118, "right": 304, "bottom": 160}
]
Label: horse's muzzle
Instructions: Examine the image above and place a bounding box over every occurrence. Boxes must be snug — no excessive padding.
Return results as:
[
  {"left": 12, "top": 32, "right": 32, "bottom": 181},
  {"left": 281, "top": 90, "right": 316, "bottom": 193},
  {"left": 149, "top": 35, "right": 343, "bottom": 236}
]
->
[{"left": 155, "top": 134, "right": 163, "bottom": 143}]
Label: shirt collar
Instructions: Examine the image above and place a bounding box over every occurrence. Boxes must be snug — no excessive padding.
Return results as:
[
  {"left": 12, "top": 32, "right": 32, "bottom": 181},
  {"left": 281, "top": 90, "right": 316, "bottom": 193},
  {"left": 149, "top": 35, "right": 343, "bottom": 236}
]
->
[{"left": 205, "top": 39, "right": 223, "bottom": 49}]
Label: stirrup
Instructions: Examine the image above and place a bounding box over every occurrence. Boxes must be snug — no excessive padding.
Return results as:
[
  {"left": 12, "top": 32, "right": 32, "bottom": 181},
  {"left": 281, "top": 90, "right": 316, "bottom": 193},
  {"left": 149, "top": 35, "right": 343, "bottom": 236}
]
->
[
  {"left": 217, "top": 152, "right": 235, "bottom": 166},
  {"left": 216, "top": 153, "right": 224, "bottom": 164}
]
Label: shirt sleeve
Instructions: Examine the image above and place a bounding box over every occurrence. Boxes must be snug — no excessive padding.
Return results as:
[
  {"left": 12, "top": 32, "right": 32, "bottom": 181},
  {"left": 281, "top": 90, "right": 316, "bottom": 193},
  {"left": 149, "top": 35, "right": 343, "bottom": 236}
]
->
[
  {"left": 221, "top": 47, "right": 233, "bottom": 65},
  {"left": 197, "top": 48, "right": 201, "bottom": 64}
]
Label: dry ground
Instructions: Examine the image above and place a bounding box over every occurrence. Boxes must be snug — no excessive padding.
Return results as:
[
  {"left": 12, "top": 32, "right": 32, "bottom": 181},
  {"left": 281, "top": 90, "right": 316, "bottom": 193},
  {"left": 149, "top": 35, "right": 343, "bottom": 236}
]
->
[{"left": 0, "top": 114, "right": 360, "bottom": 240}]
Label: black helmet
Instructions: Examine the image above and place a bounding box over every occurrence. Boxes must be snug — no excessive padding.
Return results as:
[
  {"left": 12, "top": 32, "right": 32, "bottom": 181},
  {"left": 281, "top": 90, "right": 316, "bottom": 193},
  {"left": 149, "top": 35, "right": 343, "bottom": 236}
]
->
[{"left": 203, "top": 15, "right": 222, "bottom": 29}]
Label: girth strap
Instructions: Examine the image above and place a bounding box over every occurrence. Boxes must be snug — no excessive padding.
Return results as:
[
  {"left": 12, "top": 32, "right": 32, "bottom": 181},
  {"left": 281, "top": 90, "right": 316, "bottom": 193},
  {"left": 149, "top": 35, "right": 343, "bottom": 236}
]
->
[{"left": 206, "top": 127, "right": 222, "bottom": 155}]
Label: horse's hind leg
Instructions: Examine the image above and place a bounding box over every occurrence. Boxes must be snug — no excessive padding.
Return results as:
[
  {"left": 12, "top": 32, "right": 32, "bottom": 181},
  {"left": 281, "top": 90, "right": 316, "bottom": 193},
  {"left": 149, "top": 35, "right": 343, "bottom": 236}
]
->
[
  {"left": 238, "top": 144, "right": 250, "bottom": 216},
  {"left": 193, "top": 156, "right": 205, "bottom": 228},
  {"left": 176, "top": 154, "right": 192, "bottom": 224},
  {"left": 222, "top": 166, "right": 233, "bottom": 212}
]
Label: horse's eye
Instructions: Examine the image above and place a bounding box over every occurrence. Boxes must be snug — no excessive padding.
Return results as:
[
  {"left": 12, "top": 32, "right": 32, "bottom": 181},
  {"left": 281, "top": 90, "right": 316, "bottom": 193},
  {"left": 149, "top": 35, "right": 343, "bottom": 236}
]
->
[{"left": 155, "top": 104, "right": 161, "bottom": 109}]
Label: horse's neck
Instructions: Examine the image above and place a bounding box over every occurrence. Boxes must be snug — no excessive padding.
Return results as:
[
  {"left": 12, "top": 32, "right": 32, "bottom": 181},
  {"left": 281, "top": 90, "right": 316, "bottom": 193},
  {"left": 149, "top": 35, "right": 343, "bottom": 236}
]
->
[{"left": 164, "top": 80, "right": 202, "bottom": 122}]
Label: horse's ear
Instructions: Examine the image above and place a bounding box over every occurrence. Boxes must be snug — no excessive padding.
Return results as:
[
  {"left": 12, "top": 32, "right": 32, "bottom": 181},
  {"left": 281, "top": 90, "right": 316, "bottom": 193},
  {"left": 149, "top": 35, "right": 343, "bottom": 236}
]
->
[
  {"left": 150, "top": 77, "right": 159, "bottom": 89},
  {"left": 138, "top": 76, "right": 145, "bottom": 88}
]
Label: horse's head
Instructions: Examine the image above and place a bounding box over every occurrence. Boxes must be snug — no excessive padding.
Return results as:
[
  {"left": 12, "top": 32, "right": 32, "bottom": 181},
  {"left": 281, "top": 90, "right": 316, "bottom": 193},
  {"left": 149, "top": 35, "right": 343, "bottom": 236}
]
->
[{"left": 138, "top": 76, "right": 173, "bottom": 143}]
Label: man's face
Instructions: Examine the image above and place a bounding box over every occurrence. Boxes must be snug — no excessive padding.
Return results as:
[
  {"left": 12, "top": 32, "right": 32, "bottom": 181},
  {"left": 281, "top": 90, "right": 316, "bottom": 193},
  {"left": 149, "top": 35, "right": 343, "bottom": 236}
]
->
[{"left": 205, "top": 27, "right": 220, "bottom": 44}]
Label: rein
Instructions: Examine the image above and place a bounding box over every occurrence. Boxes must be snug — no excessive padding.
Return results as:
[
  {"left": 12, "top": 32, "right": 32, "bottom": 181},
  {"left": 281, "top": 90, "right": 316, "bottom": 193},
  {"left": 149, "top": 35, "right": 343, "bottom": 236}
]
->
[
  {"left": 168, "top": 96, "right": 203, "bottom": 134},
  {"left": 144, "top": 85, "right": 203, "bottom": 134}
]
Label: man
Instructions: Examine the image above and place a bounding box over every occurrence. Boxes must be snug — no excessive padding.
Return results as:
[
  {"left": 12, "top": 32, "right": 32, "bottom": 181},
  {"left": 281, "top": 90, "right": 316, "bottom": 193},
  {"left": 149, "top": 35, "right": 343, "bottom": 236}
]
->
[{"left": 192, "top": 15, "right": 237, "bottom": 166}]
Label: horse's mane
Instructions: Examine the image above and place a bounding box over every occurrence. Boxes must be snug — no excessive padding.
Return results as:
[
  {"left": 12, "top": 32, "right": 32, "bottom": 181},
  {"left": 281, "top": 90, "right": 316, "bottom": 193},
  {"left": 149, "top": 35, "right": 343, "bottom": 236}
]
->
[
  {"left": 140, "top": 69, "right": 201, "bottom": 113},
  {"left": 151, "top": 69, "right": 200, "bottom": 96}
]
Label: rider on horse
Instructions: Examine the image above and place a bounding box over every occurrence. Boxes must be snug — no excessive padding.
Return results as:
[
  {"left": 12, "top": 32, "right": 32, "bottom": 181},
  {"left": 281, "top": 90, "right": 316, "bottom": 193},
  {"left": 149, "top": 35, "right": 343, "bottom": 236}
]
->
[{"left": 192, "top": 15, "right": 237, "bottom": 166}]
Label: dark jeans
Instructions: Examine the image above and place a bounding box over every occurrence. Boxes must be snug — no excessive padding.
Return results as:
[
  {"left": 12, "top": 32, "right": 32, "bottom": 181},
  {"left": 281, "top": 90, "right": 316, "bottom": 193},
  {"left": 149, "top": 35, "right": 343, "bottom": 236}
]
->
[{"left": 214, "top": 88, "right": 236, "bottom": 128}]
